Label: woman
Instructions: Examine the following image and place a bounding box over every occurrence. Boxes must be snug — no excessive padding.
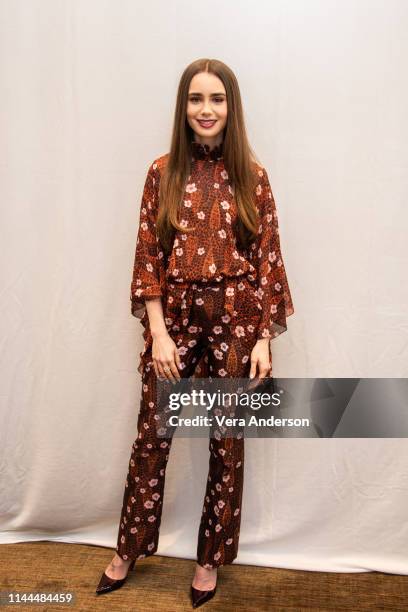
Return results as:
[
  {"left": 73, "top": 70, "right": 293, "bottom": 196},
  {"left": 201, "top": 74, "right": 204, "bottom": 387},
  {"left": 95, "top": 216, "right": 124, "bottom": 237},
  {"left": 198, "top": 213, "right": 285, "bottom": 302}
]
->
[{"left": 96, "top": 58, "right": 294, "bottom": 608}]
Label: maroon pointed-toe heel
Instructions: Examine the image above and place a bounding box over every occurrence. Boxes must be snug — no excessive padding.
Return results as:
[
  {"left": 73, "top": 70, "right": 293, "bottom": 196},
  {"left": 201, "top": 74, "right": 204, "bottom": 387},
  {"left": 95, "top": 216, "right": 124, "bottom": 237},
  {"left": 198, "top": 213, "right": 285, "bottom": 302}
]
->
[
  {"left": 95, "top": 558, "right": 136, "bottom": 595},
  {"left": 190, "top": 584, "right": 217, "bottom": 608}
]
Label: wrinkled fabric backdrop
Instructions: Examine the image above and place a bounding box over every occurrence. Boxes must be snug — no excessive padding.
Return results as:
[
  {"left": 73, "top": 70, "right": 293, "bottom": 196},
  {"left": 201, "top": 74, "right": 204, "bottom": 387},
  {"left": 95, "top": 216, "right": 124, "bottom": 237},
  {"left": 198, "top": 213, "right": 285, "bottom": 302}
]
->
[{"left": 1, "top": 0, "right": 408, "bottom": 574}]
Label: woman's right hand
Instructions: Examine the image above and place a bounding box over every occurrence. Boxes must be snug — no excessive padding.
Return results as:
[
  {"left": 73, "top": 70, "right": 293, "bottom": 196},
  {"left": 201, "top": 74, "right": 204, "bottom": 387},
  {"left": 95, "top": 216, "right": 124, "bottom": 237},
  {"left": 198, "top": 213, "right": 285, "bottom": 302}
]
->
[{"left": 151, "top": 331, "right": 182, "bottom": 383}]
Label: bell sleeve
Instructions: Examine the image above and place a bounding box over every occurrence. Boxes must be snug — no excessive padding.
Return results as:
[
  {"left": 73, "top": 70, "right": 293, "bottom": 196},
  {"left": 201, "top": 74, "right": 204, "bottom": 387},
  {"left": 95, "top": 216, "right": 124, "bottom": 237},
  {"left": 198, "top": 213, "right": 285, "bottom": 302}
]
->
[
  {"left": 250, "top": 166, "right": 294, "bottom": 340},
  {"left": 129, "top": 160, "right": 167, "bottom": 321}
]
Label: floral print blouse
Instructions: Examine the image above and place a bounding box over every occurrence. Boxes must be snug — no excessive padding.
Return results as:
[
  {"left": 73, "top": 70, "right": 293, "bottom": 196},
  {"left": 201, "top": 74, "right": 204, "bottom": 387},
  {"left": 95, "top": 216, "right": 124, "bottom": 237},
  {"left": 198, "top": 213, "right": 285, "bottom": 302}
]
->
[{"left": 130, "top": 140, "right": 294, "bottom": 341}]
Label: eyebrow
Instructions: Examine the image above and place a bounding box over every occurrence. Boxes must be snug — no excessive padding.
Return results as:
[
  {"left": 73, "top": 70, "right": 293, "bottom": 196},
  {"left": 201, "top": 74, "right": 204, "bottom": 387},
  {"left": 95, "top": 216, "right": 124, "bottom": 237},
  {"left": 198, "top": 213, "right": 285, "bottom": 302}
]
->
[{"left": 188, "top": 92, "right": 226, "bottom": 96}]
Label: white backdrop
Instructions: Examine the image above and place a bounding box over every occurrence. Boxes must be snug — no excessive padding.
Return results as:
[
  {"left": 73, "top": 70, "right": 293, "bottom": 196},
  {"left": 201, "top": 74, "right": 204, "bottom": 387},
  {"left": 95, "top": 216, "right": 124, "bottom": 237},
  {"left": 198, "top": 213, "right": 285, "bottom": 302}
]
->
[{"left": 1, "top": 0, "right": 408, "bottom": 575}]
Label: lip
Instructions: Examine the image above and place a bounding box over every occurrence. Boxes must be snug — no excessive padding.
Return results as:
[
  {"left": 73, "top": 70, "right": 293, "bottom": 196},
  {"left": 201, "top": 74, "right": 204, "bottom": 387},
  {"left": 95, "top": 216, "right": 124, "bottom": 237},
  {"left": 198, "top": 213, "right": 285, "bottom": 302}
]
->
[{"left": 197, "top": 119, "right": 217, "bottom": 128}]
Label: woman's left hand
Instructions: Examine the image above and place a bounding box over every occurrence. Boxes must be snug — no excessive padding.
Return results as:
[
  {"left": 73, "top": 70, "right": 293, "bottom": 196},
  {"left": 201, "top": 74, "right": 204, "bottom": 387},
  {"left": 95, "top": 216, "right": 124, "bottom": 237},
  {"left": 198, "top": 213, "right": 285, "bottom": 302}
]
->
[{"left": 249, "top": 338, "right": 272, "bottom": 380}]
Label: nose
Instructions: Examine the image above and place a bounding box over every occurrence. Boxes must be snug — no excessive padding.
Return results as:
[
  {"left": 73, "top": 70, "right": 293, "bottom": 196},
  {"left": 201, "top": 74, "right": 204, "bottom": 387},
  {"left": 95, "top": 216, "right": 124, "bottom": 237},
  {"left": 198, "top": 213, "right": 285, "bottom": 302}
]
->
[{"left": 202, "top": 99, "right": 213, "bottom": 115}]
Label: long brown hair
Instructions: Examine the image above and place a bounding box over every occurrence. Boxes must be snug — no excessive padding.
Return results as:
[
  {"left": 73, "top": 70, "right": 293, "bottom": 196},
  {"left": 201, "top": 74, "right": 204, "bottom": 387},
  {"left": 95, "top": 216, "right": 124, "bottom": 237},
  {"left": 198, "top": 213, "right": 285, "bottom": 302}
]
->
[{"left": 157, "top": 58, "right": 262, "bottom": 256}]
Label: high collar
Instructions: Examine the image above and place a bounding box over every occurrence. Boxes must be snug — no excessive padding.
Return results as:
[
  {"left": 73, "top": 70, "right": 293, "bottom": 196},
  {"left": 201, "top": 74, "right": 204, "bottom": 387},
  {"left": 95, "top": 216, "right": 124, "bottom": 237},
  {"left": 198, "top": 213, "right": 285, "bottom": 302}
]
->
[{"left": 190, "top": 139, "right": 224, "bottom": 162}]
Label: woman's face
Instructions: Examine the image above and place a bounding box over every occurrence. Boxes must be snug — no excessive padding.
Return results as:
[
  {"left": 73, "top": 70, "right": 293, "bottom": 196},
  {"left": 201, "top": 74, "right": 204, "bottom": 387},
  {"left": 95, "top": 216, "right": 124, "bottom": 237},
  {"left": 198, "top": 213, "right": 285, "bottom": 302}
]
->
[{"left": 186, "top": 72, "right": 227, "bottom": 145}]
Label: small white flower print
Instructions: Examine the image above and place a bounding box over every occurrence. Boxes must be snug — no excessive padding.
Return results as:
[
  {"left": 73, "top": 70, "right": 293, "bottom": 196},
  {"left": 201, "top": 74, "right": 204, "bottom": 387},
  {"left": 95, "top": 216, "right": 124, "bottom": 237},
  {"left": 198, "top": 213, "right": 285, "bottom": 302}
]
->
[
  {"left": 226, "top": 538, "right": 233, "bottom": 545},
  {"left": 269, "top": 251, "right": 277, "bottom": 262},
  {"left": 221, "top": 169, "right": 228, "bottom": 180},
  {"left": 180, "top": 219, "right": 188, "bottom": 228},
  {"left": 205, "top": 529, "right": 210, "bottom": 537},
  {"left": 229, "top": 486, "right": 234, "bottom": 492},
  {"left": 234, "top": 508, "right": 240, "bottom": 516},
  {"left": 188, "top": 325, "right": 198, "bottom": 333},
  {"left": 214, "top": 182, "right": 219, "bottom": 189},
  {"left": 148, "top": 542, "right": 155, "bottom": 551},
  {"left": 234, "top": 326, "right": 245, "bottom": 338},
  {"left": 197, "top": 247, "right": 205, "bottom": 255},
  {"left": 152, "top": 493, "right": 160, "bottom": 501},
  {"left": 226, "top": 212, "right": 231, "bottom": 224},
  {"left": 144, "top": 500, "right": 154, "bottom": 509},
  {"left": 121, "top": 535, "right": 125, "bottom": 543},
  {"left": 172, "top": 269, "right": 179, "bottom": 276},
  {"left": 185, "top": 183, "right": 197, "bottom": 193},
  {"left": 214, "top": 349, "right": 223, "bottom": 360},
  {"left": 131, "top": 527, "right": 138, "bottom": 534},
  {"left": 236, "top": 461, "right": 242, "bottom": 467},
  {"left": 160, "top": 441, "right": 168, "bottom": 448},
  {"left": 215, "top": 524, "right": 222, "bottom": 532},
  {"left": 184, "top": 199, "right": 192, "bottom": 207},
  {"left": 195, "top": 297, "right": 204, "bottom": 306},
  {"left": 218, "top": 500, "right": 225, "bottom": 508},
  {"left": 141, "top": 221, "right": 148, "bottom": 231},
  {"left": 218, "top": 369, "right": 227, "bottom": 376},
  {"left": 214, "top": 551, "right": 221, "bottom": 561},
  {"left": 220, "top": 200, "right": 230, "bottom": 209},
  {"left": 218, "top": 229, "right": 226, "bottom": 238},
  {"left": 209, "top": 263, "right": 217, "bottom": 273},
  {"left": 148, "top": 478, "right": 158, "bottom": 487},
  {"left": 148, "top": 515, "right": 156, "bottom": 522},
  {"left": 197, "top": 211, "right": 205, "bottom": 220},
  {"left": 212, "top": 325, "right": 223, "bottom": 334},
  {"left": 256, "top": 184, "right": 262, "bottom": 195},
  {"left": 257, "top": 169, "right": 263, "bottom": 177}
]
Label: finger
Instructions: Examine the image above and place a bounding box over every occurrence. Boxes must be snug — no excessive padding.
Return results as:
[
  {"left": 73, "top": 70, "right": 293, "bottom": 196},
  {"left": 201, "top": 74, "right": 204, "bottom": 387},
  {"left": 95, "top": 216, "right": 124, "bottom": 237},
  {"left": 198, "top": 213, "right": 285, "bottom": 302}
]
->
[
  {"left": 164, "top": 362, "right": 177, "bottom": 384},
  {"left": 174, "top": 350, "right": 182, "bottom": 379},
  {"left": 153, "top": 359, "right": 161, "bottom": 379},
  {"left": 258, "top": 363, "right": 270, "bottom": 379},
  {"left": 156, "top": 362, "right": 167, "bottom": 381},
  {"left": 249, "top": 358, "right": 257, "bottom": 380},
  {"left": 170, "top": 357, "right": 181, "bottom": 382}
]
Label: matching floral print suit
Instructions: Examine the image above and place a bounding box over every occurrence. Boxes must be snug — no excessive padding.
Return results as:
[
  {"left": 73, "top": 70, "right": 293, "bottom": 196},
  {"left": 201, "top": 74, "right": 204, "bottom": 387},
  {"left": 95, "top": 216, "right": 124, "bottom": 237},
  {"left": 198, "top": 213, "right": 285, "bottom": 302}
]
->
[{"left": 115, "top": 139, "right": 294, "bottom": 568}]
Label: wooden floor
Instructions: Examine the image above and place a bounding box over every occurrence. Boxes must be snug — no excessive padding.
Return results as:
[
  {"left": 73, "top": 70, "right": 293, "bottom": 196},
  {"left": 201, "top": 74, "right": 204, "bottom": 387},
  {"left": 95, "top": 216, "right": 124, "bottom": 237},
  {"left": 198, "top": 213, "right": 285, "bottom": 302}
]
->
[{"left": 1, "top": 542, "right": 407, "bottom": 611}]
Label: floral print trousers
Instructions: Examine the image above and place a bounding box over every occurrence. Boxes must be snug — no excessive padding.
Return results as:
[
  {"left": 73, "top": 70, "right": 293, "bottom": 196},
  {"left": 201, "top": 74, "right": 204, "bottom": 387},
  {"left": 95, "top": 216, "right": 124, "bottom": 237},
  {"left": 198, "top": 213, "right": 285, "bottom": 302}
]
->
[{"left": 116, "top": 277, "right": 264, "bottom": 569}]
